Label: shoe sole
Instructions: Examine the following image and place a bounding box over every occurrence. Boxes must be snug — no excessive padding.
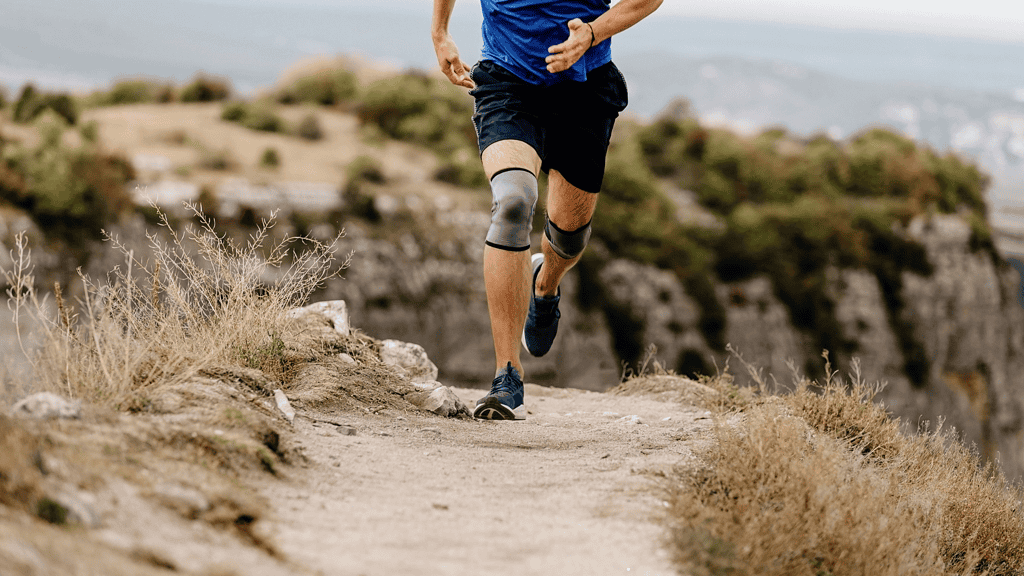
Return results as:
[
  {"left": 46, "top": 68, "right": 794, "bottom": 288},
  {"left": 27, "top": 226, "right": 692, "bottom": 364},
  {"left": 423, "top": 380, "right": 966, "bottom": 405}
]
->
[{"left": 473, "top": 398, "right": 526, "bottom": 420}]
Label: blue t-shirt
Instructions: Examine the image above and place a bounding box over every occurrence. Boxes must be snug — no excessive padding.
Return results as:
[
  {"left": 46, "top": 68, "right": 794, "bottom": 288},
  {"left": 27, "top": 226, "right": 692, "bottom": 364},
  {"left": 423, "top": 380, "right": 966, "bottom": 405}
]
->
[{"left": 480, "top": 0, "right": 612, "bottom": 86}]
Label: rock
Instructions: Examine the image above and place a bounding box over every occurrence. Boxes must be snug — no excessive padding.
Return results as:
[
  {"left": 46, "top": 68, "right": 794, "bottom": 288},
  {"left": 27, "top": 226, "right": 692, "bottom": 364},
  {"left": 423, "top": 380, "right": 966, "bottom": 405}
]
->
[
  {"left": 150, "top": 391, "right": 184, "bottom": 414},
  {"left": 152, "top": 483, "right": 210, "bottom": 519},
  {"left": 411, "top": 379, "right": 442, "bottom": 391},
  {"left": 338, "top": 353, "right": 357, "bottom": 365},
  {"left": 380, "top": 340, "right": 438, "bottom": 383},
  {"left": 273, "top": 389, "right": 295, "bottom": 423},
  {"left": 51, "top": 490, "right": 101, "bottom": 528},
  {"left": 11, "top": 393, "right": 81, "bottom": 420},
  {"left": 286, "top": 300, "right": 350, "bottom": 336},
  {"left": 336, "top": 425, "right": 357, "bottom": 436},
  {"left": 407, "top": 386, "right": 469, "bottom": 418}
]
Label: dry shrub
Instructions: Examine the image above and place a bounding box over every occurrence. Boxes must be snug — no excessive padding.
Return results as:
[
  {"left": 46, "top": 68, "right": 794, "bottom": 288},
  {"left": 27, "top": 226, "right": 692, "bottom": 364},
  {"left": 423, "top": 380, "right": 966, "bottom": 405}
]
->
[
  {"left": 2, "top": 203, "right": 349, "bottom": 409},
  {"left": 664, "top": 355, "right": 1024, "bottom": 576}
]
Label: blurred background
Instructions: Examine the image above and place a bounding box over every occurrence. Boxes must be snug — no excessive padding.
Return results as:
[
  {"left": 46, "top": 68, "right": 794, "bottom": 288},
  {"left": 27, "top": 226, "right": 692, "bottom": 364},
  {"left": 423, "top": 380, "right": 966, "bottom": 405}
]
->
[
  {"left": 2, "top": 0, "right": 1024, "bottom": 473},
  {"left": 3, "top": 0, "right": 1022, "bottom": 235}
]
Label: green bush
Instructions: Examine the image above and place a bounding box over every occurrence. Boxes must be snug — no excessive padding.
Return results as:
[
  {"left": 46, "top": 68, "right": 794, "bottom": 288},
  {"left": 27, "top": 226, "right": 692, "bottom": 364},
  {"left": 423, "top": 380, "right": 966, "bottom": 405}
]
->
[
  {"left": 433, "top": 152, "right": 487, "bottom": 188},
  {"left": 220, "top": 101, "right": 286, "bottom": 133},
  {"left": 358, "top": 72, "right": 475, "bottom": 154},
  {"left": 94, "top": 79, "right": 174, "bottom": 106},
  {"left": 260, "top": 147, "right": 280, "bottom": 169},
  {"left": 0, "top": 85, "right": 7, "bottom": 110},
  {"left": 179, "top": 75, "right": 231, "bottom": 102},
  {"left": 12, "top": 85, "right": 78, "bottom": 125},
  {"left": 346, "top": 155, "right": 385, "bottom": 186},
  {"left": 243, "top": 105, "right": 285, "bottom": 132},
  {"left": 0, "top": 113, "right": 134, "bottom": 242},
  {"left": 296, "top": 113, "right": 324, "bottom": 141},
  {"left": 220, "top": 101, "right": 248, "bottom": 122},
  {"left": 277, "top": 69, "right": 358, "bottom": 106},
  {"left": 594, "top": 117, "right": 988, "bottom": 381}
]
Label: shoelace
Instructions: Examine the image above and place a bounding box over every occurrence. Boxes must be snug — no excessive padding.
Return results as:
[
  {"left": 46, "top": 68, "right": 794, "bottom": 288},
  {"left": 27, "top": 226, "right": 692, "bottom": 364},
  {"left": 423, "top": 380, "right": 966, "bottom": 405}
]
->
[{"left": 491, "top": 364, "right": 520, "bottom": 395}]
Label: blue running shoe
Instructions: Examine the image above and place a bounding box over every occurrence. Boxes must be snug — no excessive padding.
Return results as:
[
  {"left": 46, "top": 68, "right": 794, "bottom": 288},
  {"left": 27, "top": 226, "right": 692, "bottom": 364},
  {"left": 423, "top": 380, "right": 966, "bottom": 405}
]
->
[
  {"left": 473, "top": 362, "right": 526, "bottom": 420},
  {"left": 522, "top": 253, "right": 560, "bottom": 357}
]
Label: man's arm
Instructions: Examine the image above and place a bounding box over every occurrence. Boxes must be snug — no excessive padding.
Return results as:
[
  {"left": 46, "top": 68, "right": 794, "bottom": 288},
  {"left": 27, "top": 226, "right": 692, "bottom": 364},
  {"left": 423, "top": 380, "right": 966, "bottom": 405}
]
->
[
  {"left": 432, "top": 0, "right": 475, "bottom": 88},
  {"left": 545, "top": 0, "right": 664, "bottom": 74}
]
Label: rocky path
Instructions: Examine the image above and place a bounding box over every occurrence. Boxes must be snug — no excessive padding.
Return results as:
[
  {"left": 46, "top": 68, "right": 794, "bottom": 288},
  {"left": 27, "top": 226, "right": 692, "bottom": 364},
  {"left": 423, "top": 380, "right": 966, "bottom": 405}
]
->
[{"left": 257, "top": 384, "right": 713, "bottom": 576}]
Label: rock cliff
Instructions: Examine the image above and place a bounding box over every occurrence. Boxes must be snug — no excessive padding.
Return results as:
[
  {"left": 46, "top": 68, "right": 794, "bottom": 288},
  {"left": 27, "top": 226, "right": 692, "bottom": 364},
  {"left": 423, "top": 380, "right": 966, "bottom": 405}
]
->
[{"left": 319, "top": 201, "right": 1024, "bottom": 481}]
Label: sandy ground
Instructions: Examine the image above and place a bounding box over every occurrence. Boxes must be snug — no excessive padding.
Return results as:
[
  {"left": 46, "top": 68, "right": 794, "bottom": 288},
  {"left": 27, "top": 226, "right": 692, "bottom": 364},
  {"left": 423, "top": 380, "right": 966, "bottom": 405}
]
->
[{"left": 255, "top": 384, "right": 713, "bottom": 576}]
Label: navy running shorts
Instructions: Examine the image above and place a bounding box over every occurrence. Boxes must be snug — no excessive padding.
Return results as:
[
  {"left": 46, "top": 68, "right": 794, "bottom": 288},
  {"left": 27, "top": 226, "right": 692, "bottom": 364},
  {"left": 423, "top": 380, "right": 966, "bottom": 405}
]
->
[{"left": 469, "top": 59, "right": 628, "bottom": 194}]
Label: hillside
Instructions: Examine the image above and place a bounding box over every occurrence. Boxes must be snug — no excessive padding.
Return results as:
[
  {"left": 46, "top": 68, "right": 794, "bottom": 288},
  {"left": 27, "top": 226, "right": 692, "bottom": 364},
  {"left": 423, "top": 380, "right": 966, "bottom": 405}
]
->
[
  {"left": 2, "top": 63, "right": 1024, "bottom": 573},
  {"left": 2, "top": 65, "right": 1024, "bottom": 480}
]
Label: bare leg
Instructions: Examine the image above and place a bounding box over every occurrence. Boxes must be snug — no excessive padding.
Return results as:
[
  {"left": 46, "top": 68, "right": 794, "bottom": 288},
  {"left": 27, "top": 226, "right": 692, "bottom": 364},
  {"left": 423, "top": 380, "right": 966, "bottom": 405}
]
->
[
  {"left": 483, "top": 246, "right": 531, "bottom": 375},
  {"left": 535, "top": 169, "right": 598, "bottom": 298},
  {"left": 480, "top": 140, "right": 542, "bottom": 375}
]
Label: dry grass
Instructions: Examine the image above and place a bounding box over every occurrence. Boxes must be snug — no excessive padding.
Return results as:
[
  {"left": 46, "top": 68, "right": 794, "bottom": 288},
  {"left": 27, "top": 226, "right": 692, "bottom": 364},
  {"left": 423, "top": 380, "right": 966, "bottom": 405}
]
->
[
  {"left": 650, "top": 352, "right": 1024, "bottom": 576},
  {"left": 2, "top": 203, "right": 348, "bottom": 409}
]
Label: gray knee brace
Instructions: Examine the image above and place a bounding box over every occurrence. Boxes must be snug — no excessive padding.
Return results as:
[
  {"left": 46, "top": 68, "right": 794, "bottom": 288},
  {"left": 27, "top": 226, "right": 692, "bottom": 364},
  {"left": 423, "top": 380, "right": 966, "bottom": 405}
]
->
[
  {"left": 485, "top": 168, "right": 537, "bottom": 251},
  {"left": 545, "top": 218, "right": 592, "bottom": 260}
]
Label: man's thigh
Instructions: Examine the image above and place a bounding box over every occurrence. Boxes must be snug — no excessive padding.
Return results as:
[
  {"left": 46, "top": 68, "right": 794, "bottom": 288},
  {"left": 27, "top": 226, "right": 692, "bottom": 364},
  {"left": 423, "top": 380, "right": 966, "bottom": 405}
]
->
[
  {"left": 542, "top": 62, "right": 628, "bottom": 193},
  {"left": 546, "top": 169, "right": 598, "bottom": 231},
  {"left": 481, "top": 140, "right": 541, "bottom": 180},
  {"left": 471, "top": 61, "right": 544, "bottom": 179}
]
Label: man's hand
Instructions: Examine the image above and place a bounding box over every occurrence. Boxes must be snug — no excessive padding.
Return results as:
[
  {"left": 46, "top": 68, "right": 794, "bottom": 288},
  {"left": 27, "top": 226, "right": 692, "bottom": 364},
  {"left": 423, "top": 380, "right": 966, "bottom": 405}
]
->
[
  {"left": 545, "top": 18, "right": 591, "bottom": 74},
  {"left": 434, "top": 32, "right": 475, "bottom": 89}
]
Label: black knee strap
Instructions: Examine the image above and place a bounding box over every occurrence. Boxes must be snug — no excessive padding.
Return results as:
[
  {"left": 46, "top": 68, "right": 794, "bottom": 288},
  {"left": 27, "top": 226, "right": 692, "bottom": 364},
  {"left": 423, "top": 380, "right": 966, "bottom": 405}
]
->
[{"left": 544, "top": 218, "right": 591, "bottom": 260}]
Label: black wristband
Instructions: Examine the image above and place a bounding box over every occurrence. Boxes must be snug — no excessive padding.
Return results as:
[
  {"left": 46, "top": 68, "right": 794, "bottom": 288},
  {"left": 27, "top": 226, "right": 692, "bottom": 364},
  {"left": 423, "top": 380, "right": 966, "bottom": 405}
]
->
[{"left": 586, "top": 22, "right": 595, "bottom": 49}]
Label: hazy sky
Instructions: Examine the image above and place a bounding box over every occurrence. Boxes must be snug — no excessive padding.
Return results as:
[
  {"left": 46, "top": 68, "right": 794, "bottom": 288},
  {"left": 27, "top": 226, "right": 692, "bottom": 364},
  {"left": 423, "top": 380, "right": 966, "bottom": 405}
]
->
[
  {"left": 655, "top": 0, "right": 1024, "bottom": 42},
  {"left": 298, "top": 0, "right": 1022, "bottom": 44}
]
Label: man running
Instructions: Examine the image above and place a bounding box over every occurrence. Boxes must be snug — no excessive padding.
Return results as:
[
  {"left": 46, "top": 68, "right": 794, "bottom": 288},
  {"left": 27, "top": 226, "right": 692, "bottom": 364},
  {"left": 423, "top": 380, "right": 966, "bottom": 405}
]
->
[{"left": 432, "top": 0, "right": 663, "bottom": 420}]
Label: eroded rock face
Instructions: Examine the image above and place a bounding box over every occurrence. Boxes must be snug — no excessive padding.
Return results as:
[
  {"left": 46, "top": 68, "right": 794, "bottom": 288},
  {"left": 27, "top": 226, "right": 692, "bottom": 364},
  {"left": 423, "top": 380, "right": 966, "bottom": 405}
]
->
[
  {"left": 324, "top": 231, "right": 620, "bottom": 390},
  {"left": 893, "top": 216, "right": 1024, "bottom": 476},
  {"left": 319, "top": 210, "right": 1024, "bottom": 479}
]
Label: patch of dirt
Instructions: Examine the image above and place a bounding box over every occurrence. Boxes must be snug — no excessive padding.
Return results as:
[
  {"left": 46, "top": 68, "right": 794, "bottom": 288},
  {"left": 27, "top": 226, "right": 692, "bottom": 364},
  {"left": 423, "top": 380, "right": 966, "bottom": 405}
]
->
[
  {"left": 1, "top": 323, "right": 722, "bottom": 575},
  {"left": 255, "top": 383, "right": 718, "bottom": 575}
]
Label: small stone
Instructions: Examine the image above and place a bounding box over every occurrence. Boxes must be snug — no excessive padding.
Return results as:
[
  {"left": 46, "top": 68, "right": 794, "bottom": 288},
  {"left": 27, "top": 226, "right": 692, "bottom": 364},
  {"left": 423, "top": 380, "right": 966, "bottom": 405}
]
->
[
  {"left": 407, "top": 386, "right": 469, "bottom": 418},
  {"left": 338, "top": 353, "right": 357, "bottom": 365},
  {"left": 336, "top": 426, "right": 357, "bottom": 436},
  {"left": 152, "top": 483, "right": 210, "bottom": 518},
  {"left": 273, "top": 389, "right": 295, "bottom": 423},
  {"left": 619, "top": 415, "right": 643, "bottom": 425},
  {"left": 286, "top": 300, "right": 350, "bottom": 336},
  {"left": 150, "top": 391, "right": 184, "bottom": 414},
  {"left": 412, "top": 380, "right": 441, "bottom": 391},
  {"left": 380, "top": 340, "right": 439, "bottom": 383},
  {"left": 12, "top": 393, "right": 81, "bottom": 420},
  {"left": 51, "top": 490, "right": 101, "bottom": 528}
]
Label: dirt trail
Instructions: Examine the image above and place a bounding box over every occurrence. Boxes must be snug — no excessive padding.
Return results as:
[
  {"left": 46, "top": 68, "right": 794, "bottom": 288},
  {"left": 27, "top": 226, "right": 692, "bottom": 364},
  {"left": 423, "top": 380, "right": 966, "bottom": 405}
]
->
[{"left": 258, "top": 384, "right": 713, "bottom": 576}]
